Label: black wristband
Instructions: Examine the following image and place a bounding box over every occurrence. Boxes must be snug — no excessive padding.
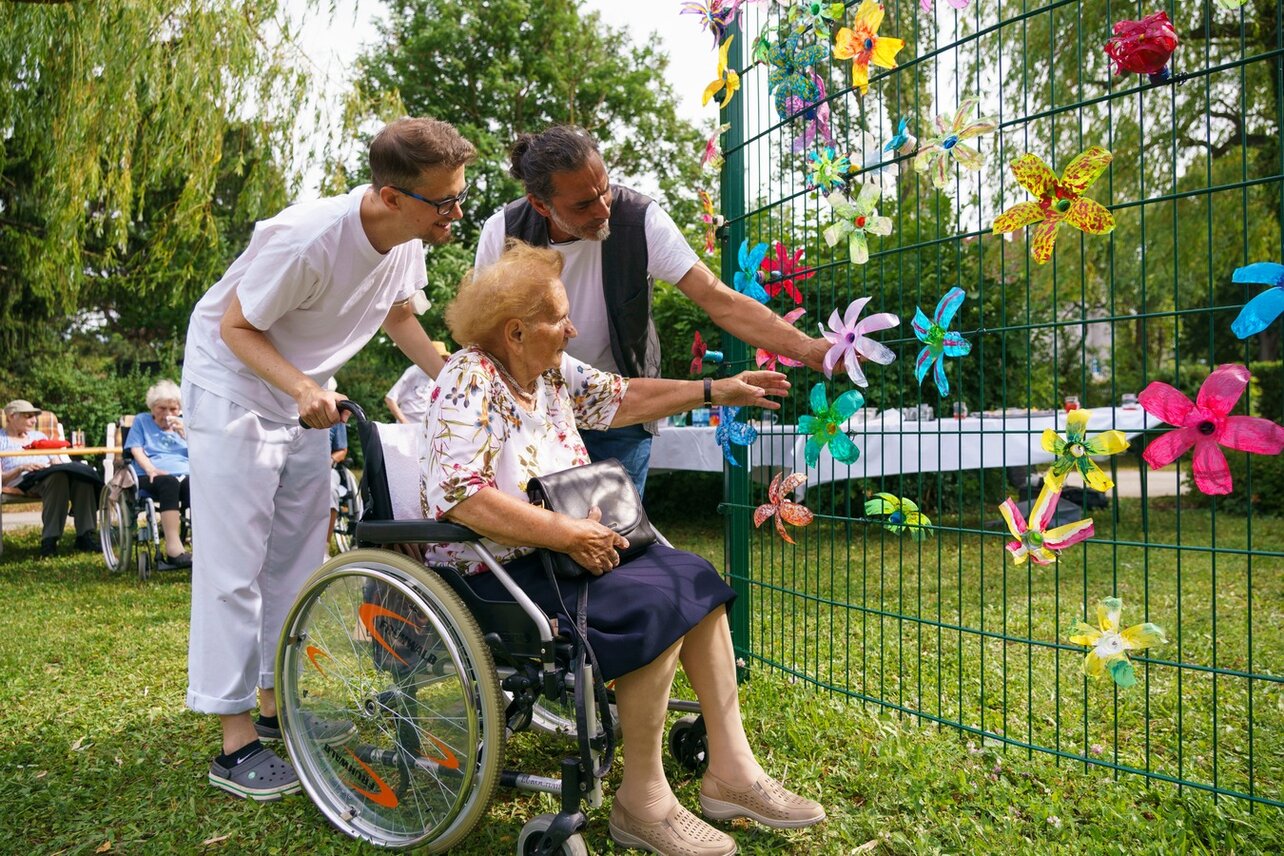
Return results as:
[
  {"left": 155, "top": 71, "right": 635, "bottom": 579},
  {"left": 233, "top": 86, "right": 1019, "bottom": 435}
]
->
[{"left": 703, "top": 377, "right": 713, "bottom": 407}]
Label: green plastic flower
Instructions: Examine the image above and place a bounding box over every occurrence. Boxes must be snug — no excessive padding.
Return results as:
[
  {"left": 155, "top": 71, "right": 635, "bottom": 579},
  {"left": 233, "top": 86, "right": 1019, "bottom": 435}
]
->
[
  {"left": 1041, "top": 408, "right": 1130, "bottom": 492},
  {"left": 864, "top": 493, "right": 932, "bottom": 540},
  {"left": 798, "top": 382, "right": 863, "bottom": 466}
]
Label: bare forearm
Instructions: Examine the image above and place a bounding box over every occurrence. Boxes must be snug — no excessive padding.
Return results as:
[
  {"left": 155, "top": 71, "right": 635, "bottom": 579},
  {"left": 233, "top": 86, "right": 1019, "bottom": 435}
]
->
[
  {"left": 221, "top": 319, "right": 314, "bottom": 401},
  {"left": 131, "top": 447, "right": 160, "bottom": 476},
  {"left": 385, "top": 397, "right": 409, "bottom": 423},
  {"left": 610, "top": 378, "right": 706, "bottom": 426},
  {"left": 444, "top": 488, "right": 573, "bottom": 551}
]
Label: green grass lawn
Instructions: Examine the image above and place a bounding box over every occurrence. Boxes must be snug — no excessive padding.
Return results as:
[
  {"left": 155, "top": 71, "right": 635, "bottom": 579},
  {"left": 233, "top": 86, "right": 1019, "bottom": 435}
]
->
[{"left": 1, "top": 510, "right": 1282, "bottom": 855}]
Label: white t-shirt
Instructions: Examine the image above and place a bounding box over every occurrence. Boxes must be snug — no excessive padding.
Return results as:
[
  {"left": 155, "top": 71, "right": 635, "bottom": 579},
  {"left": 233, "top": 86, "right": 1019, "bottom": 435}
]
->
[
  {"left": 183, "top": 185, "right": 426, "bottom": 422},
  {"left": 475, "top": 199, "right": 699, "bottom": 373},
  {"left": 386, "top": 364, "right": 436, "bottom": 425}
]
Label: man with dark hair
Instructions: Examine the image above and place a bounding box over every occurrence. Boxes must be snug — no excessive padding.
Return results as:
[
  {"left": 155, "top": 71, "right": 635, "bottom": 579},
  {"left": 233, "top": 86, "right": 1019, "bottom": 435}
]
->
[
  {"left": 476, "top": 125, "right": 829, "bottom": 494},
  {"left": 181, "top": 116, "right": 475, "bottom": 800}
]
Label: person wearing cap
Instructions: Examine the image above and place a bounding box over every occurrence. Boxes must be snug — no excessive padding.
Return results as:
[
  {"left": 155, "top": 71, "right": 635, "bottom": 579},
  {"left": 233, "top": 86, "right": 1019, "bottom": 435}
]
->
[
  {"left": 180, "top": 117, "right": 474, "bottom": 801},
  {"left": 0, "top": 399, "right": 98, "bottom": 557},
  {"left": 475, "top": 125, "right": 832, "bottom": 495}
]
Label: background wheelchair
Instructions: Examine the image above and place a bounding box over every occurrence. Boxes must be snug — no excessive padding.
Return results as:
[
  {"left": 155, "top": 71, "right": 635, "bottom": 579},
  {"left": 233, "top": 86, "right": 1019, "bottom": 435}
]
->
[
  {"left": 98, "top": 472, "right": 190, "bottom": 580},
  {"left": 275, "top": 403, "right": 709, "bottom": 853},
  {"left": 329, "top": 458, "right": 363, "bottom": 554}
]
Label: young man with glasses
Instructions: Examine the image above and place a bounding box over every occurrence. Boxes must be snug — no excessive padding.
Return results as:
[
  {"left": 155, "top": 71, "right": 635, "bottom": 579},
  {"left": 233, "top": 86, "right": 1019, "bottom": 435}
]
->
[
  {"left": 476, "top": 125, "right": 831, "bottom": 495},
  {"left": 180, "top": 116, "right": 475, "bottom": 801}
]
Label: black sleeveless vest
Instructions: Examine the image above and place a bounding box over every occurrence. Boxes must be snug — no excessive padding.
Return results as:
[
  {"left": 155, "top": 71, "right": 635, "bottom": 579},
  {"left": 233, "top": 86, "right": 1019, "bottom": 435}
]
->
[{"left": 502, "top": 185, "right": 661, "bottom": 382}]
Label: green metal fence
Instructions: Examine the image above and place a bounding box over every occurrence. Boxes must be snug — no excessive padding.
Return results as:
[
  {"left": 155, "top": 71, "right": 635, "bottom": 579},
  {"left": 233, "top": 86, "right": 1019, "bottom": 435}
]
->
[{"left": 712, "top": 0, "right": 1284, "bottom": 807}]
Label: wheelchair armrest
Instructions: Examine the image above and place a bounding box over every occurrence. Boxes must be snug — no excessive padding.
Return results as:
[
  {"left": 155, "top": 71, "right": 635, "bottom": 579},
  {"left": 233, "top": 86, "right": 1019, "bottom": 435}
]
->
[{"left": 355, "top": 519, "right": 481, "bottom": 544}]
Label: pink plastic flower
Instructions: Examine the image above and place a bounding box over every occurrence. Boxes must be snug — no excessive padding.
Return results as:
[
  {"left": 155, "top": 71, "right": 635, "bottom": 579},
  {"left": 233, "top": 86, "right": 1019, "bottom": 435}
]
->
[
  {"left": 998, "top": 484, "right": 1095, "bottom": 566},
  {"left": 1104, "top": 11, "right": 1179, "bottom": 83},
  {"left": 1139, "top": 363, "right": 1284, "bottom": 495},
  {"left": 821, "top": 296, "right": 900, "bottom": 388}
]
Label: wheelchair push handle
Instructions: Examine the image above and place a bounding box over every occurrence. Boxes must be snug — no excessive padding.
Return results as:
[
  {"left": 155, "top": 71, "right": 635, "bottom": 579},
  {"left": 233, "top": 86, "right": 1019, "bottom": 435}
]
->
[{"left": 298, "top": 399, "right": 367, "bottom": 428}]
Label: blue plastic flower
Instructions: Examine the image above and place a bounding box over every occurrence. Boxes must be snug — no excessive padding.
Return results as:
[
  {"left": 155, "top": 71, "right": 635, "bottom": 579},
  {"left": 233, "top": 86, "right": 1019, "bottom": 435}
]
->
[
  {"left": 912, "top": 286, "right": 972, "bottom": 397},
  {"left": 1231, "top": 262, "right": 1284, "bottom": 339},
  {"left": 798, "top": 382, "right": 863, "bottom": 467},
  {"left": 715, "top": 406, "right": 758, "bottom": 467},
  {"left": 733, "top": 239, "right": 771, "bottom": 303},
  {"left": 883, "top": 116, "right": 914, "bottom": 153}
]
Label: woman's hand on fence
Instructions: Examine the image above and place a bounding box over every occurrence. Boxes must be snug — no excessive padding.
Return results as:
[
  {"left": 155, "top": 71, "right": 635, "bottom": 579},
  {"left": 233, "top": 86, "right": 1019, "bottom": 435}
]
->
[
  {"left": 562, "top": 506, "right": 628, "bottom": 575},
  {"left": 713, "top": 370, "right": 790, "bottom": 411}
]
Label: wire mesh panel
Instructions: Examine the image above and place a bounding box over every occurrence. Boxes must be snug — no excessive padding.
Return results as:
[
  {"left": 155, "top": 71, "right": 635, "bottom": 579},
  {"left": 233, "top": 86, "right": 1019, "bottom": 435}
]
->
[{"left": 710, "top": 0, "right": 1284, "bottom": 806}]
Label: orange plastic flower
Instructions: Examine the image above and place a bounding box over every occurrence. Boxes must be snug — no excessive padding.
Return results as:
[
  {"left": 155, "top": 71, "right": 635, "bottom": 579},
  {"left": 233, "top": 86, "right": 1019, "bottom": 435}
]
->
[{"left": 833, "top": 0, "right": 905, "bottom": 95}]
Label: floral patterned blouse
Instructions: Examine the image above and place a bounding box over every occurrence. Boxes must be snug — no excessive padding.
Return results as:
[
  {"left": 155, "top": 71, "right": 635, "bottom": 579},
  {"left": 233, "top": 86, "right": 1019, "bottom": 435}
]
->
[{"left": 420, "top": 346, "right": 628, "bottom": 575}]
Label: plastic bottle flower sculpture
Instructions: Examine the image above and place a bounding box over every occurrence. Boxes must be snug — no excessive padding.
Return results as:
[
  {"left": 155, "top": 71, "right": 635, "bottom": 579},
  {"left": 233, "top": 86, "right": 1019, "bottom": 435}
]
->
[
  {"left": 756, "top": 308, "right": 807, "bottom": 371},
  {"left": 701, "top": 123, "right": 731, "bottom": 171},
  {"left": 761, "top": 242, "right": 813, "bottom": 305},
  {"left": 998, "top": 485, "right": 1095, "bottom": 566},
  {"left": 784, "top": 73, "right": 834, "bottom": 153},
  {"left": 1068, "top": 597, "right": 1166, "bottom": 688},
  {"left": 703, "top": 36, "right": 741, "bottom": 109},
  {"left": 765, "top": 33, "right": 829, "bottom": 121},
  {"left": 822, "top": 184, "right": 892, "bottom": 265},
  {"left": 791, "top": 1, "right": 847, "bottom": 35},
  {"left": 821, "top": 296, "right": 900, "bottom": 388},
  {"left": 1104, "top": 11, "right": 1179, "bottom": 85},
  {"left": 680, "top": 0, "right": 741, "bottom": 50},
  {"left": 799, "top": 382, "right": 863, "bottom": 466},
  {"left": 913, "top": 97, "right": 997, "bottom": 190},
  {"left": 864, "top": 494, "right": 932, "bottom": 540},
  {"left": 920, "top": 0, "right": 970, "bottom": 12},
  {"left": 991, "top": 146, "right": 1116, "bottom": 265},
  {"left": 690, "top": 330, "right": 724, "bottom": 375},
  {"left": 883, "top": 116, "right": 917, "bottom": 156},
  {"left": 832, "top": 0, "right": 905, "bottom": 96},
  {"left": 715, "top": 406, "right": 759, "bottom": 467},
  {"left": 911, "top": 286, "right": 971, "bottom": 397},
  {"left": 808, "top": 146, "right": 853, "bottom": 192},
  {"left": 1040, "top": 408, "right": 1130, "bottom": 493},
  {"left": 1138, "top": 363, "right": 1284, "bottom": 496},
  {"left": 733, "top": 239, "right": 771, "bottom": 303},
  {"left": 754, "top": 472, "right": 814, "bottom": 544},
  {"left": 1230, "top": 262, "right": 1284, "bottom": 339},
  {"left": 698, "top": 190, "right": 723, "bottom": 254}
]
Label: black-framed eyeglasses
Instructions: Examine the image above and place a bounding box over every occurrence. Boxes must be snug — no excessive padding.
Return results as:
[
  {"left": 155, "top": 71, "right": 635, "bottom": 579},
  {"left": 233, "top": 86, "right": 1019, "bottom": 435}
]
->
[{"left": 392, "top": 181, "right": 470, "bottom": 216}]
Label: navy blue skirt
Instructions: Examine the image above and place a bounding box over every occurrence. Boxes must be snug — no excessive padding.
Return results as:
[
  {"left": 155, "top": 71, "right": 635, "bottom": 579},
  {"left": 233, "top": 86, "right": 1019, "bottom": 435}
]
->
[{"left": 465, "top": 544, "right": 736, "bottom": 680}]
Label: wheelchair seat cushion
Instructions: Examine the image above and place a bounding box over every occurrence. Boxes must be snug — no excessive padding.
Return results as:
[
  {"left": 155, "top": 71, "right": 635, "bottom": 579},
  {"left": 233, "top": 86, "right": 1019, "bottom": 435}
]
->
[{"left": 464, "top": 543, "right": 735, "bottom": 681}]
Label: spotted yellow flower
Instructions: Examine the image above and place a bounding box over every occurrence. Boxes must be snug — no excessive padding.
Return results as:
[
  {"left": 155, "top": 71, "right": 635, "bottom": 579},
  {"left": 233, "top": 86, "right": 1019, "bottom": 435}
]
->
[{"left": 1068, "top": 597, "right": 1166, "bottom": 688}]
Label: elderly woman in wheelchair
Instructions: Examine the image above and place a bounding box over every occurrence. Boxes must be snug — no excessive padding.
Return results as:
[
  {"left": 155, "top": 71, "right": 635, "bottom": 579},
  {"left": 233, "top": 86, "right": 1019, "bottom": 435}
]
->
[
  {"left": 414, "top": 241, "right": 825, "bottom": 854},
  {"left": 122, "top": 379, "right": 192, "bottom": 568}
]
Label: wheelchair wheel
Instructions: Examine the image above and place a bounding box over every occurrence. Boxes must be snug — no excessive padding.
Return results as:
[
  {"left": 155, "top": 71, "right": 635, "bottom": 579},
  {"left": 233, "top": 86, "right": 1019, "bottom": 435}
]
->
[
  {"left": 516, "top": 814, "right": 589, "bottom": 856},
  {"left": 277, "top": 549, "right": 505, "bottom": 851},
  {"left": 668, "top": 714, "right": 708, "bottom": 774},
  {"left": 98, "top": 485, "right": 135, "bottom": 573},
  {"left": 332, "top": 466, "right": 363, "bottom": 553}
]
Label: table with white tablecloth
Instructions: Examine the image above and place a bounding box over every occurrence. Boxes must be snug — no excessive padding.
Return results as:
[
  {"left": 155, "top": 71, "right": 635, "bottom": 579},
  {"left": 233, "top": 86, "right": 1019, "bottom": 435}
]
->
[{"left": 649, "top": 407, "right": 1163, "bottom": 488}]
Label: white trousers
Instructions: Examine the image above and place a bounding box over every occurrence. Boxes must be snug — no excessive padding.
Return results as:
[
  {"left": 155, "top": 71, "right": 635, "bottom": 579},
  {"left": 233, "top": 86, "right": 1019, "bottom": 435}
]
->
[{"left": 182, "top": 383, "right": 330, "bottom": 715}]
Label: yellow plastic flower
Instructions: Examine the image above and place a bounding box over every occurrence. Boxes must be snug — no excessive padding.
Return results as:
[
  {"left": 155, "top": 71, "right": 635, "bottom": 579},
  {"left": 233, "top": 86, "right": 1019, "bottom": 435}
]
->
[
  {"left": 1040, "top": 408, "right": 1130, "bottom": 492},
  {"left": 833, "top": 0, "right": 905, "bottom": 96},
  {"left": 1068, "top": 597, "right": 1166, "bottom": 688},
  {"left": 702, "top": 36, "right": 741, "bottom": 109}
]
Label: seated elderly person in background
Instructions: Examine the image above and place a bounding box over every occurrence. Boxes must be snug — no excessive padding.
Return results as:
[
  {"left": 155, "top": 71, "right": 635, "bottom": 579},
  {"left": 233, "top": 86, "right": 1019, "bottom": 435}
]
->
[
  {"left": 1, "top": 398, "right": 99, "bottom": 557},
  {"left": 420, "top": 241, "right": 825, "bottom": 856},
  {"left": 124, "top": 380, "right": 192, "bottom": 568}
]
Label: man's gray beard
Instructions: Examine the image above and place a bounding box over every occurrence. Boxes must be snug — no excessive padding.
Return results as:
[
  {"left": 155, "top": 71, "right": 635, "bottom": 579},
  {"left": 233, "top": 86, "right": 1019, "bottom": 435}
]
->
[{"left": 550, "top": 206, "right": 610, "bottom": 242}]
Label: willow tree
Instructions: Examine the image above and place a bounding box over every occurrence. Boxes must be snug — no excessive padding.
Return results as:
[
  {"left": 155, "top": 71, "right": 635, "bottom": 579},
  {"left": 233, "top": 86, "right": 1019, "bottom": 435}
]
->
[{"left": 0, "top": 0, "right": 317, "bottom": 353}]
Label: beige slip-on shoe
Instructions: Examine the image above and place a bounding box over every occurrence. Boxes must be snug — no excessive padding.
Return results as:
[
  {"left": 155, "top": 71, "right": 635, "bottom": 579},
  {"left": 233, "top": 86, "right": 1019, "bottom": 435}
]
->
[
  {"left": 609, "top": 800, "right": 738, "bottom": 856},
  {"left": 699, "top": 771, "right": 826, "bottom": 829}
]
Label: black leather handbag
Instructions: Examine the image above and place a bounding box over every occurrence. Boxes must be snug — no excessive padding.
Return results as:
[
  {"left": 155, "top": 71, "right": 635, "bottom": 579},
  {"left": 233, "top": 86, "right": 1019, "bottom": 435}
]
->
[{"left": 526, "top": 458, "right": 659, "bottom": 579}]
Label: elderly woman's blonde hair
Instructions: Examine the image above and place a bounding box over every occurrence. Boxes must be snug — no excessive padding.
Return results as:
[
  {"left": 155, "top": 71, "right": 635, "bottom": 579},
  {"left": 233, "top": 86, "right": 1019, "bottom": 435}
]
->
[
  {"left": 146, "top": 379, "right": 182, "bottom": 409},
  {"left": 445, "top": 240, "right": 565, "bottom": 348}
]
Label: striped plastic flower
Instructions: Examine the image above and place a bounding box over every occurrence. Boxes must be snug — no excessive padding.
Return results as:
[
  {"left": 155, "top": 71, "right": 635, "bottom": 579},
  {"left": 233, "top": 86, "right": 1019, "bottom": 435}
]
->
[
  {"left": 998, "top": 484, "right": 1094, "bottom": 566},
  {"left": 991, "top": 146, "right": 1116, "bottom": 264},
  {"left": 1069, "top": 597, "right": 1166, "bottom": 688},
  {"left": 913, "top": 97, "right": 997, "bottom": 190}
]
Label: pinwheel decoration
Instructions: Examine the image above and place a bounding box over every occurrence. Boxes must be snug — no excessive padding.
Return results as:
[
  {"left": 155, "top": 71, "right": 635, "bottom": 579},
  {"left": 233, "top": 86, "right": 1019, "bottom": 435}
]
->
[
  {"left": 680, "top": 0, "right": 741, "bottom": 50},
  {"left": 1230, "top": 262, "right": 1284, "bottom": 339},
  {"left": 883, "top": 116, "right": 917, "bottom": 156},
  {"left": 911, "top": 286, "right": 972, "bottom": 397},
  {"left": 1104, "top": 11, "right": 1179, "bottom": 84},
  {"left": 702, "top": 123, "right": 731, "bottom": 171},
  {"left": 784, "top": 72, "right": 834, "bottom": 153},
  {"left": 998, "top": 485, "right": 1095, "bottom": 566},
  {"left": 833, "top": 0, "right": 905, "bottom": 96},
  {"left": 921, "top": 0, "right": 970, "bottom": 11},
  {"left": 1041, "top": 408, "right": 1130, "bottom": 493},
  {"left": 756, "top": 308, "right": 807, "bottom": 372},
  {"left": 799, "top": 382, "right": 863, "bottom": 466},
  {"left": 690, "top": 330, "right": 724, "bottom": 375},
  {"left": 698, "top": 190, "right": 723, "bottom": 254},
  {"left": 765, "top": 32, "right": 830, "bottom": 121},
  {"left": 703, "top": 36, "right": 741, "bottom": 109},
  {"left": 820, "top": 296, "right": 900, "bottom": 388},
  {"left": 822, "top": 184, "right": 892, "bottom": 265},
  {"left": 715, "top": 406, "right": 758, "bottom": 467},
  {"left": 761, "top": 242, "right": 813, "bottom": 305},
  {"left": 864, "top": 494, "right": 932, "bottom": 540},
  {"left": 753, "top": 472, "right": 814, "bottom": 544},
  {"left": 791, "top": 1, "right": 847, "bottom": 35},
  {"left": 1139, "top": 363, "right": 1284, "bottom": 496},
  {"left": 992, "top": 146, "right": 1116, "bottom": 264},
  {"left": 808, "top": 146, "right": 853, "bottom": 192},
  {"left": 733, "top": 239, "right": 772, "bottom": 303},
  {"left": 914, "top": 97, "right": 997, "bottom": 190},
  {"left": 1069, "top": 597, "right": 1166, "bottom": 688}
]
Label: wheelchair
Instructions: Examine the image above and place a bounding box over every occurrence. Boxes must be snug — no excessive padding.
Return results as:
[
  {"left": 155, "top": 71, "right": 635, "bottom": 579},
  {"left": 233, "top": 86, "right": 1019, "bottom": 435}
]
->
[
  {"left": 330, "top": 459, "right": 363, "bottom": 554},
  {"left": 276, "top": 403, "right": 708, "bottom": 853},
  {"left": 98, "top": 474, "right": 190, "bottom": 580}
]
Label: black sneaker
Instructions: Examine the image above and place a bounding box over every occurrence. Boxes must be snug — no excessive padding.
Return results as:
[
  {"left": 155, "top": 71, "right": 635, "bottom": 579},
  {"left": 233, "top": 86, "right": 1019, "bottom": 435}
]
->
[
  {"left": 39, "top": 538, "right": 59, "bottom": 558},
  {"left": 74, "top": 530, "right": 99, "bottom": 552},
  {"left": 159, "top": 551, "right": 193, "bottom": 569}
]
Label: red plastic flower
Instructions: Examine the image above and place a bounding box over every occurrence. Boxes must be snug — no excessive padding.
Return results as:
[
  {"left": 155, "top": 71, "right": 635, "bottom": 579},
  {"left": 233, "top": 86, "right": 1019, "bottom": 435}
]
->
[
  {"left": 760, "top": 242, "right": 813, "bottom": 305},
  {"left": 1139, "top": 363, "right": 1284, "bottom": 495},
  {"left": 1104, "top": 11, "right": 1178, "bottom": 82}
]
